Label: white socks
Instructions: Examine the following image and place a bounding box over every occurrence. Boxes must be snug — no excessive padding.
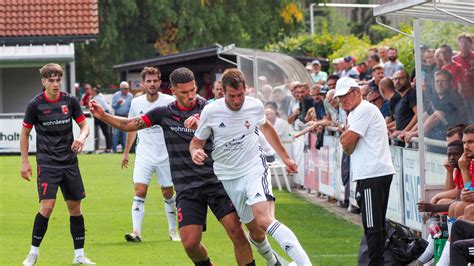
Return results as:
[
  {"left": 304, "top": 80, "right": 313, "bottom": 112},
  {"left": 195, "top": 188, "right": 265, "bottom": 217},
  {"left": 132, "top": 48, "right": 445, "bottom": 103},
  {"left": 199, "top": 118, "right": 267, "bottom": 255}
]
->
[
  {"left": 29, "top": 245, "right": 39, "bottom": 255},
  {"left": 74, "top": 248, "right": 84, "bottom": 258},
  {"left": 132, "top": 196, "right": 145, "bottom": 236},
  {"left": 266, "top": 220, "right": 311, "bottom": 265},
  {"left": 417, "top": 234, "right": 434, "bottom": 263},
  {"left": 437, "top": 240, "right": 450, "bottom": 266},
  {"left": 164, "top": 196, "right": 178, "bottom": 232},
  {"left": 249, "top": 236, "right": 277, "bottom": 265}
]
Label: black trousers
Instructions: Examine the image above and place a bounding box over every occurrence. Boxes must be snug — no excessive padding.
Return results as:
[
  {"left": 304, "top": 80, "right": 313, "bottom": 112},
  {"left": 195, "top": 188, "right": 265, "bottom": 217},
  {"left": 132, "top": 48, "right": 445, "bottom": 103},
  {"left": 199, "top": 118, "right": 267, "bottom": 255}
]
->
[
  {"left": 356, "top": 175, "right": 393, "bottom": 266},
  {"left": 95, "top": 117, "right": 112, "bottom": 150},
  {"left": 450, "top": 219, "right": 474, "bottom": 266}
]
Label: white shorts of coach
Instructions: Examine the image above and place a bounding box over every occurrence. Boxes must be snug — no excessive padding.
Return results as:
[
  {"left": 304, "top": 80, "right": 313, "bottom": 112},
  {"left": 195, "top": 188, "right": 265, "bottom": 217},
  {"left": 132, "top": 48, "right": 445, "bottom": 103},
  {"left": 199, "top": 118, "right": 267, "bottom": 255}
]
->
[
  {"left": 132, "top": 159, "right": 173, "bottom": 187},
  {"left": 221, "top": 167, "right": 274, "bottom": 224}
]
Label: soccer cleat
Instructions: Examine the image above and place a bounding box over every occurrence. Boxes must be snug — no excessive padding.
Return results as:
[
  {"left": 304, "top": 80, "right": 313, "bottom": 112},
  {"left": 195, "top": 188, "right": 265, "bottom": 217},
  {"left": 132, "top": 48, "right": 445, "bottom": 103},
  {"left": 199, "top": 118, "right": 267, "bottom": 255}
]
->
[
  {"left": 125, "top": 232, "right": 142, "bottom": 242},
  {"left": 270, "top": 252, "right": 290, "bottom": 266},
  {"left": 169, "top": 230, "right": 181, "bottom": 241},
  {"left": 73, "top": 255, "right": 96, "bottom": 265},
  {"left": 23, "top": 253, "right": 38, "bottom": 266}
]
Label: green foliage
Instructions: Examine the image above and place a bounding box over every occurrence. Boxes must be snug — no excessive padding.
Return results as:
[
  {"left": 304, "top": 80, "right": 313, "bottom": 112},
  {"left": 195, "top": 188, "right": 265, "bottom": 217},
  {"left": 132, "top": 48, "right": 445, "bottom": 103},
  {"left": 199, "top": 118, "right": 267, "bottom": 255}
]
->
[
  {"left": 419, "top": 19, "right": 474, "bottom": 49},
  {"left": 76, "top": 0, "right": 306, "bottom": 86},
  {"left": 0, "top": 154, "right": 363, "bottom": 265}
]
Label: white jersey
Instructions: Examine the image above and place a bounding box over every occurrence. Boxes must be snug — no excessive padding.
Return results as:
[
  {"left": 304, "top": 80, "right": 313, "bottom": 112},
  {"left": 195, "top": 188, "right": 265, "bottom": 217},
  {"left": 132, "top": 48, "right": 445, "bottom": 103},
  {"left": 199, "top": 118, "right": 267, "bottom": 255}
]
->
[
  {"left": 129, "top": 93, "right": 175, "bottom": 165},
  {"left": 347, "top": 100, "right": 395, "bottom": 181},
  {"left": 195, "top": 97, "right": 266, "bottom": 180}
]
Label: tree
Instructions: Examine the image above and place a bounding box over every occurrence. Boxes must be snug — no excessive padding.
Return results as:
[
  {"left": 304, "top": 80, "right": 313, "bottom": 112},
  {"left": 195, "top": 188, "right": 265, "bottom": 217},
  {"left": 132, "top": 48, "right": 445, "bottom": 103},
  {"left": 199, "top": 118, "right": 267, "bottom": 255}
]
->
[{"left": 75, "top": 0, "right": 306, "bottom": 86}]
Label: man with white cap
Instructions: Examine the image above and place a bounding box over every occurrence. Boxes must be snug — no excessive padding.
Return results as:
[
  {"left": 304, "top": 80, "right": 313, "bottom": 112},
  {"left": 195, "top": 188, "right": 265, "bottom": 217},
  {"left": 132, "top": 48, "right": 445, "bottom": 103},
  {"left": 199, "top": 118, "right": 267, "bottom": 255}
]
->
[{"left": 335, "top": 77, "right": 395, "bottom": 265}]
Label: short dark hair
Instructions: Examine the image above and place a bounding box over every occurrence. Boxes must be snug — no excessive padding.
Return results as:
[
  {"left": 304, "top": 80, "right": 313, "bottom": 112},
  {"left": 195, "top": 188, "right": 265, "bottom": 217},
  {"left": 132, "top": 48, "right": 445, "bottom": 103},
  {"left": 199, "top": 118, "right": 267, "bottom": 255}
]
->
[
  {"left": 464, "top": 124, "right": 474, "bottom": 135},
  {"left": 446, "top": 124, "right": 466, "bottom": 138},
  {"left": 388, "top": 47, "right": 397, "bottom": 53},
  {"left": 447, "top": 140, "right": 463, "bottom": 149},
  {"left": 327, "top": 74, "right": 339, "bottom": 83},
  {"left": 368, "top": 53, "right": 380, "bottom": 63},
  {"left": 141, "top": 67, "right": 161, "bottom": 81},
  {"left": 39, "top": 63, "right": 63, "bottom": 78},
  {"left": 434, "top": 69, "right": 453, "bottom": 82},
  {"left": 221, "top": 68, "right": 246, "bottom": 91},
  {"left": 169, "top": 67, "right": 194, "bottom": 88}
]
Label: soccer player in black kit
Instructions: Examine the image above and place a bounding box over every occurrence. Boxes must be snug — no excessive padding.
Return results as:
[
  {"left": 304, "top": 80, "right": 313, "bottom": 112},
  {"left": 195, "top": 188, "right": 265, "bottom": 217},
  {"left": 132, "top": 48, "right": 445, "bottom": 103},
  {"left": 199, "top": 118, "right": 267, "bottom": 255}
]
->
[
  {"left": 90, "top": 67, "right": 255, "bottom": 266},
  {"left": 20, "top": 63, "right": 95, "bottom": 265}
]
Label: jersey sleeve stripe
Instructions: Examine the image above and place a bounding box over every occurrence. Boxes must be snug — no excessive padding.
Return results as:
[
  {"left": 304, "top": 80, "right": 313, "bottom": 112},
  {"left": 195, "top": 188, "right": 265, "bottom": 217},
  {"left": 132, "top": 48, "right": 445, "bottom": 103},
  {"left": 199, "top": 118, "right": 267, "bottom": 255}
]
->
[
  {"left": 22, "top": 121, "right": 33, "bottom": 129},
  {"left": 141, "top": 114, "right": 152, "bottom": 127},
  {"left": 75, "top": 114, "right": 86, "bottom": 123}
]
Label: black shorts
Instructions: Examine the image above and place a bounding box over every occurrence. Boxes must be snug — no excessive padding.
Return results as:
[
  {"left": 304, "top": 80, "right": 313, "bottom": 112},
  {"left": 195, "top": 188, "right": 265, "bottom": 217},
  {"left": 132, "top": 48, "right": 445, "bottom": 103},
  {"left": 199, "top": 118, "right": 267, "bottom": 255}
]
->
[
  {"left": 37, "top": 165, "right": 86, "bottom": 202},
  {"left": 176, "top": 182, "right": 236, "bottom": 230}
]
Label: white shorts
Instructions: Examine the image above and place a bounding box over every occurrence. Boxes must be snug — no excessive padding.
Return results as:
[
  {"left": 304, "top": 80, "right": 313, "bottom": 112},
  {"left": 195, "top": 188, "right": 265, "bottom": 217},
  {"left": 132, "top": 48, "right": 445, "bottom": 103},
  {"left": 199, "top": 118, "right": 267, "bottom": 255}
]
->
[
  {"left": 221, "top": 167, "right": 274, "bottom": 224},
  {"left": 132, "top": 159, "right": 173, "bottom": 187}
]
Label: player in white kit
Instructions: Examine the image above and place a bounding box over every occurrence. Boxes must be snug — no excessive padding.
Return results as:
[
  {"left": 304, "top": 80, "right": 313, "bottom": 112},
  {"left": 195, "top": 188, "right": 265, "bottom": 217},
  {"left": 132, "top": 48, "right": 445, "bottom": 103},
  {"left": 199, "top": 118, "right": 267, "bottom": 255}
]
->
[
  {"left": 190, "top": 68, "right": 312, "bottom": 265},
  {"left": 121, "top": 67, "right": 179, "bottom": 242}
]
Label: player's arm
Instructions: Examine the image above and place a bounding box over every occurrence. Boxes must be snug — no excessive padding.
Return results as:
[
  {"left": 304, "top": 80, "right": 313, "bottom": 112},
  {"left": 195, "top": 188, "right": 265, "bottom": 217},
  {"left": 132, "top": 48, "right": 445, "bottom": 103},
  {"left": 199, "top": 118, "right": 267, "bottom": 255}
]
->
[
  {"left": 89, "top": 100, "right": 147, "bottom": 131},
  {"left": 189, "top": 137, "right": 207, "bottom": 165},
  {"left": 20, "top": 126, "right": 33, "bottom": 181},
  {"left": 458, "top": 152, "right": 472, "bottom": 187},
  {"left": 259, "top": 120, "right": 298, "bottom": 173},
  {"left": 340, "top": 130, "right": 360, "bottom": 155},
  {"left": 121, "top": 131, "right": 137, "bottom": 169},
  {"left": 71, "top": 120, "right": 90, "bottom": 153}
]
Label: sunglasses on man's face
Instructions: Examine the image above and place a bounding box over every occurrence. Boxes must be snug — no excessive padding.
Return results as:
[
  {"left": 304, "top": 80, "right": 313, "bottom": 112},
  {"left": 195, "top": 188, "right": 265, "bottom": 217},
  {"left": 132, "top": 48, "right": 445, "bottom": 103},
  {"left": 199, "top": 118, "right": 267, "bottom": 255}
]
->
[{"left": 369, "top": 96, "right": 382, "bottom": 104}]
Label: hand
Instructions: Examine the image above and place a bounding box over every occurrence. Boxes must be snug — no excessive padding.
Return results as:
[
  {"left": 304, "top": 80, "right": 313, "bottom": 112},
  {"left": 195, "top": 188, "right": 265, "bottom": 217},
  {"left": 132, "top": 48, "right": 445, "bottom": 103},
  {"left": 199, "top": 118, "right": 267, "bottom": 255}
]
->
[
  {"left": 191, "top": 148, "right": 208, "bottom": 165},
  {"left": 21, "top": 162, "right": 32, "bottom": 181},
  {"left": 283, "top": 158, "right": 298, "bottom": 174},
  {"left": 89, "top": 100, "right": 105, "bottom": 118},
  {"left": 443, "top": 158, "right": 453, "bottom": 173},
  {"left": 71, "top": 138, "right": 85, "bottom": 153},
  {"left": 458, "top": 152, "right": 471, "bottom": 171},
  {"left": 121, "top": 153, "right": 129, "bottom": 169},
  {"left": 391, "top": 130, "right": 403, "bottom": 138},
  {"left": 417, "top": 201, "right": 435, "bottom": 213},
  {"left": 184, "top": 116, "right": 199, "bottom": 130},
  {"left": 118, "top": 98, "right": 124, "bottom": 105},
  {"left": 404, "top": 131, "right": 418, "bottom": 142},
  {"left": 461, "top": 188, "right": 474, "bottom": 202}
]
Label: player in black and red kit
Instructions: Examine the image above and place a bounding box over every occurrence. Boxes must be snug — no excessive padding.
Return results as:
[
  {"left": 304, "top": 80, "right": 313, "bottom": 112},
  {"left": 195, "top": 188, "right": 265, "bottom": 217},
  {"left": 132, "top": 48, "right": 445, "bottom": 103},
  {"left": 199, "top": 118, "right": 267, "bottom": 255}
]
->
[
  {"left": 20, "top": 63, "right": 95, "bottom": 265},
  {"left": 90, "top": 67, "right": 255, "bottom": 266}
]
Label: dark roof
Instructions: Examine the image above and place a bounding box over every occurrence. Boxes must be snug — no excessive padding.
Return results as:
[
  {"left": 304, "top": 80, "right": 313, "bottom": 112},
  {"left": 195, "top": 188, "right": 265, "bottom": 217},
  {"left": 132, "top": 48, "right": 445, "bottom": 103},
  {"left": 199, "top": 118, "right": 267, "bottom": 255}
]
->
[
  {"left": 0, "top": 0, "right": 99, "bottom": 44},
  {"left": 114, "top": 46, "right": 221, "bottom": 72}
]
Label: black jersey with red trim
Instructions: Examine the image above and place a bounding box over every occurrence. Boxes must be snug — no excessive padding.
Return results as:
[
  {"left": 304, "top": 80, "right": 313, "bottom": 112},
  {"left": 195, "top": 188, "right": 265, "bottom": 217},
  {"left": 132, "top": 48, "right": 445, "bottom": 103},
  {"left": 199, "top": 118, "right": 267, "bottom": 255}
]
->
[
  {"left": 23, "top": 91, "right": 85, "bottom": 168},
  {"left": 142, "top": 97, "right": 220, "bottom": 192}
]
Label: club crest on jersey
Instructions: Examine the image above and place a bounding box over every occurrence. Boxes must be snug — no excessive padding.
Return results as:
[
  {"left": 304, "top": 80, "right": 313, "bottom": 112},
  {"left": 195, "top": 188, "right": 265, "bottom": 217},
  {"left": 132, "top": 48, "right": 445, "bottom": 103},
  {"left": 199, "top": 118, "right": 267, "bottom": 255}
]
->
[
  {"left": 244, "top": 120, "right": 250, "bottom": 129},
  {"left": 61, "top": 105, "right": 69, "bottom": 114}
]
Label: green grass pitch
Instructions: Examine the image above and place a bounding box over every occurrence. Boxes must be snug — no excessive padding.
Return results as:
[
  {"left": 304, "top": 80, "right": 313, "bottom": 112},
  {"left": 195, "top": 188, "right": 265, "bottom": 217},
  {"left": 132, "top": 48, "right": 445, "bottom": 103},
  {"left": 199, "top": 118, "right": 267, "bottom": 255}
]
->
[{"left": 0, "top": 154, "right": 362, "bottom": 265}]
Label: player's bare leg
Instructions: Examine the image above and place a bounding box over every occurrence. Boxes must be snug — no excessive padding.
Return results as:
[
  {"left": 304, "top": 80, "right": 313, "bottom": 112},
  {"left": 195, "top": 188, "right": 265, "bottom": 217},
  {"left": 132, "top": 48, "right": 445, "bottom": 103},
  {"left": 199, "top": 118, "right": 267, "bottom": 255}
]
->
[
  {"left": 219, "top": 212, "right": 254, "bottom": 265},
  {"left": 179, "top": 225, "right": 212, "bottom": 265}
]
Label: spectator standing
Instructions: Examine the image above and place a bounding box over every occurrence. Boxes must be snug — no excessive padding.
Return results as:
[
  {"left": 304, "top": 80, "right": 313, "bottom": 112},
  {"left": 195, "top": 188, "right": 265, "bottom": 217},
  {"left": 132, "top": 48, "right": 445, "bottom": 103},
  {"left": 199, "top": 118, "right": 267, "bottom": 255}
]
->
[
  {"left": 336, "top": 77, "right": 395, "bottom": 265},
  {"left": 271, "top": 87, "right": 292, "bottom": 120},
  {"left": 80, "top": 83, "right": 93, "bottom": 107},
  {"left": 392, "top": 70, "right": 417, "bottom": 136},
  {"left": 112, "top": 81, "right": 133, "bottom": 152},
  {"left": 341, "top": 56, "right": 360, "bottom": 80},
  {"left": 91, "top": 87, "right": 112, "bottom": 153},
  {"left": 367, "top": 90, "right": 388, "bottom": 118},
  {"left": 383, "top": 47, "right": 404, "bottom": 78},
  {"left": 367, "top": 65, "right": 384, "bottom": 92},
  {"left": 379, "top": 78, "right": 401, "bottom": 132},
  {"left": 379, "top": 46, "right": 389, "bottom": 64},
  {"left": 207, "top": 81, "right": 224, "bottom": 103},
  {"left": 311, "top": 60, "right": 328, "bottom": 85},
  {"left": 424, "top": 70, "right": 467, "bottom": 141},
  {"left": 452, "top": 33, "right": 474, "bottom": 119},
  {"left": 365, "top": 53, "right": 382, "bottom": 81},
  {"left": 440, "top": 44, "right": 464, "bottom": 93}
]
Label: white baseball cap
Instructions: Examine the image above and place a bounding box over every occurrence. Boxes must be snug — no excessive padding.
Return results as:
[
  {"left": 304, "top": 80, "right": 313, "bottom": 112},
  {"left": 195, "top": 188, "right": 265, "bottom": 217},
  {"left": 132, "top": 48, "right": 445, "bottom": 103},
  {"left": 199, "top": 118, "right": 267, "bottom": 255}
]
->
[{"left": 334, "top": 77, "right": 360, "bottom": 97}]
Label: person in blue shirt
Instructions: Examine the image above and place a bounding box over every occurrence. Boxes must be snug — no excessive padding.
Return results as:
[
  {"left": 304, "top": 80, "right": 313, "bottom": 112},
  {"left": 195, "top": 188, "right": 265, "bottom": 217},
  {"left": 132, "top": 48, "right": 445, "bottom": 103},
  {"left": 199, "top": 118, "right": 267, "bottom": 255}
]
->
[{"left": 111, "top": 81, "right": 133, "bottom": 152}]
